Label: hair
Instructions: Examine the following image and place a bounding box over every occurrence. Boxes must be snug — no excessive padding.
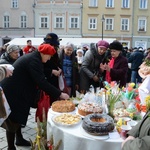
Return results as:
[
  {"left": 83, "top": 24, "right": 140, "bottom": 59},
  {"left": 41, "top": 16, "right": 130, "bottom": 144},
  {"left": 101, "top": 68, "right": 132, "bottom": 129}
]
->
[
  {"left": 64, "top": 42, "right": 74, "bottom": 49},
  {"left": 27, "top": 40, "right": 31, "bottom": 43}
]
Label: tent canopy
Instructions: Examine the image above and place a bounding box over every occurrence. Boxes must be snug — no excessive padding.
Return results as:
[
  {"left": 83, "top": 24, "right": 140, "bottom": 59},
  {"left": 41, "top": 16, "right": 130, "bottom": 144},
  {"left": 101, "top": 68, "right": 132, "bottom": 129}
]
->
[{"left": 6, "top": 37, "right": 116, "bottom": 48}]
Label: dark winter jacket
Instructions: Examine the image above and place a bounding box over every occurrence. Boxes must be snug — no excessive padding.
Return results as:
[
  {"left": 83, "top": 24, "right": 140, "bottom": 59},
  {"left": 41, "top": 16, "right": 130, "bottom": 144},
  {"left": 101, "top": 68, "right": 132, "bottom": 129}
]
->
[
  {"left": 0, "top": 51, "right": 61, "bottom": 125},
  {"left": 0, "top": 52, "right": 16, "bottom": 64}
]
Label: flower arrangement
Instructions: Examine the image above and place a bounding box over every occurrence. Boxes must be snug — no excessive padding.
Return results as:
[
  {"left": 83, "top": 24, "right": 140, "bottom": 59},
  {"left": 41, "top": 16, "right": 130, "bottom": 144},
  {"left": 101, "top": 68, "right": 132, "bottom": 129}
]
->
[
  {"left": 145, "top": 95, "right": 150, "bottom": 111},
  {"left": 104, "top": 81, "right": 122, "bottom": 118}
]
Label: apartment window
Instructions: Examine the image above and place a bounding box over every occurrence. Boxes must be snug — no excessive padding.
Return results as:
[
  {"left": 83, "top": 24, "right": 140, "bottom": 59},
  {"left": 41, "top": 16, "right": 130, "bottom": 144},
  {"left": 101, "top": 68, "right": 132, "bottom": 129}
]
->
[
  {"left": 122, "top": 0, "right": 130, "bottom": 8},
  {"left": 40, "top": 17, "right": 48, "bottom": 28},
  {"left": 4, "top": 15, "right": 9, "bottom": 28},
  {"left": 138, "top": 18, "right": 146, "bottom": 31},
  {"left": 21, "top": 13, "right": 27, "bottom": 28},
  {"left": 55, "top": 17, "right": 63, "bottom": 28},
  {"left": 89, "top": 0, "right": 98, "bottom": 7},
  {"left": 70, "top": 17, "right": 79, "bottom": 28},
  {"left": 105, "top": 18, "right": 113, "bottom": 30},
  {"left": 139, "top": 0, "right": 147, "bottom": 9},
  {"left": 121, "top": 18, "right": 129, "bottom": 31},
  {"left": 11, "top": 0, "right": 18, "bottom": 8},
  {"left": 106, "top": 0, "right": 114, "bottom": 7},
  {"left": 88, "top": 18, "right": 97, "bottom": 29}
]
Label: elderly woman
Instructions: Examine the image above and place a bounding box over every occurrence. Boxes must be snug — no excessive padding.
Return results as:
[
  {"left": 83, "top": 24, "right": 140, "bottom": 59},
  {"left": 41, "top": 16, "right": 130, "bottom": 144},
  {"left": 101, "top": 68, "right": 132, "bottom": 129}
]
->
[
  {"left": 100, "top": 40, "right": 128, "bottom": 87},
  {"left": 59, "top": 42, "right": 79, "bottom": 97},
  {"left": 0, "top": 44, "right": 69, "bottom": 150}
]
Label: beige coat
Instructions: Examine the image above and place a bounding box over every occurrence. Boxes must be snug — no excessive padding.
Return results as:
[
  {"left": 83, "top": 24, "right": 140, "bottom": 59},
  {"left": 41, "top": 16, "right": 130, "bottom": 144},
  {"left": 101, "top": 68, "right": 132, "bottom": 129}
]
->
[{"left": 122, "top": 111, "right": 150, "bottom": 150}]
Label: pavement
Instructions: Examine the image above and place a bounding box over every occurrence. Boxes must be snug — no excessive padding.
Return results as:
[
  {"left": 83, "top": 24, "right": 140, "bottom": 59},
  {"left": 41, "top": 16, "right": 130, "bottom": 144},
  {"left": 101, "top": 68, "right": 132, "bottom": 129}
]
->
[{"left": 0, "top": 108, "right": 37, "bottom": 150}]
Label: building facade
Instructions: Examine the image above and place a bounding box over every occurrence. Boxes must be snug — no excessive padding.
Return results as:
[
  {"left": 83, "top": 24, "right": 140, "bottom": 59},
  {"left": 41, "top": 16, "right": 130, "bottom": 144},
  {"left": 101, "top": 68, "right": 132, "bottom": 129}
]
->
[{"left": 0, "top": 0, "right": 150, "bottom": 49}]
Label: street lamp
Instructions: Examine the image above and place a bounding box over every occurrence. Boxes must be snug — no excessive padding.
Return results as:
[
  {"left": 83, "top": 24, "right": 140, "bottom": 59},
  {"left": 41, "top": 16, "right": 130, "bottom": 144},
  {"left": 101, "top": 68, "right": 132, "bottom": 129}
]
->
[{"left": 101, "top": 14, "right": 105, "bottom": 40}]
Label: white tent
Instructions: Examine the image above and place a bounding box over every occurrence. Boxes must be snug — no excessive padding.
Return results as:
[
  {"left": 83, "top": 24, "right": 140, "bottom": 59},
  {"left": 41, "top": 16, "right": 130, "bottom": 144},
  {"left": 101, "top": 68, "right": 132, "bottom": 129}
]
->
[{"left": 6, "top": 37, "right": 116, "bottom": 48}]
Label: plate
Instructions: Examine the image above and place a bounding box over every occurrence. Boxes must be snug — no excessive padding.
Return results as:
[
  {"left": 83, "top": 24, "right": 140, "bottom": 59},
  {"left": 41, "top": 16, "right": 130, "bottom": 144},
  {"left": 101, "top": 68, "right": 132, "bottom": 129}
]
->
[
  {"left": 49, "top": 107, "right": 77, "bottom": 115},
  {"left": 80, "top": 126, "right": 109, "bottom": 140},
  {"left": 52, "top": 113, "right": 82, "bottom": 127}
]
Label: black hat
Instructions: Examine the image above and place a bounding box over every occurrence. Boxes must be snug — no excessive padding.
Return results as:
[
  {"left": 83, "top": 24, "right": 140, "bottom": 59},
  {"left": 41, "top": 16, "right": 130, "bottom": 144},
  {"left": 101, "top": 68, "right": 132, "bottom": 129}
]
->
[
  {"left": 109, "top": 41, "right": 123, "bottom": 51},
  {"left": 43, "top": 33, "right": 62, "bottom": 46}
]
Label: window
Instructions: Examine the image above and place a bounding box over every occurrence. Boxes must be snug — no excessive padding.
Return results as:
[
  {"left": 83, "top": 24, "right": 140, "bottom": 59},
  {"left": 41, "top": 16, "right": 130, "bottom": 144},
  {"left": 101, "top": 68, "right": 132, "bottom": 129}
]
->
[
  {"left": 105, "top": 18, "right": 113, "bottom": 30},
  {"left": 139, "top": 0, "right": 147, "bottom": 9},
  {"left": 138, "top": 18, "right": 146, "bottom": 31},
  {"left": 121, "top": 18, "right": 129, "bottom": 31},
  {"left": 20, "top": 12, "right": 27, "bottom": 28},
  {"left": 106, "top": 0, "right": 114, "bottom": 7},
  {"left": 40, "top": 17, "right": 48, "bottom": 28},
  {"left": 55, "top": 17, "right": 63, "bottom": 28},
  {"left": 122, "top": 0, "right": 130, "bottom": 8},
  {"left": 70, "top": 17, "right": 79, "bottom": 28},
  {"left": 11, "top": 0, "right": 18, "bottom": 8},
  {"left": 4, "top": 15, "right": 10, "bottom": 28},
  {"left": 89, "top": 0, "right": 98, "bottom": 7},
  {"left": 88, "top": 18, "right": 97, "bottom": 29}
]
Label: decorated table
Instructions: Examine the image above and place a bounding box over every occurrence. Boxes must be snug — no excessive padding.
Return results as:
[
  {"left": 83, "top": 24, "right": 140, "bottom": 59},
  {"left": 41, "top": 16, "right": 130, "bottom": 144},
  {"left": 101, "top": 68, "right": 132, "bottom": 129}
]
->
[{"left": 47, "top": 108, "right": 123, "bottom": 150}]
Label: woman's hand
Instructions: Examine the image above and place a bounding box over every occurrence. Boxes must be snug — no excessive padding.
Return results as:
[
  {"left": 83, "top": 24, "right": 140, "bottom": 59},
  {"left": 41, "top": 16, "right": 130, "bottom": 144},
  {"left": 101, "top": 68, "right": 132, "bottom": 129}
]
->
[
  {"left": 60, "top": 92, "right": 70, "bottom": 100},
  {"left": 52, "top": 69, "right": 61, "bottom": 76},
  {"left": 5, "top": 67, "right": 13, "bottom": 77},
  {"left": 121, "top": 136, "right": 135, "bottom": 148}
]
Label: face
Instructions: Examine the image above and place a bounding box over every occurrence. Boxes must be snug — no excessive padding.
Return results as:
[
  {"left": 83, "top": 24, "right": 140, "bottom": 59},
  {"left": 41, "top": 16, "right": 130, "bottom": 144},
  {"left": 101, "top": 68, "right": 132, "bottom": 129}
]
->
[
  {"left": 64, "top": 47, "right": 73, "bottom": 56},
  {"left": 9, "top": 50, "right": 20, "bottom": 60},
  {"left": 97, "top": 47, "right": 107, "bottom": 55},
  {"left": 77, "top": 51, "right": 83, "bottom": 57},
  {"left": 41, "top": 53, "right": 52, "bottom": 63},
  {"left": 110, "top": 49, "right": 121, "bottom": 58}
]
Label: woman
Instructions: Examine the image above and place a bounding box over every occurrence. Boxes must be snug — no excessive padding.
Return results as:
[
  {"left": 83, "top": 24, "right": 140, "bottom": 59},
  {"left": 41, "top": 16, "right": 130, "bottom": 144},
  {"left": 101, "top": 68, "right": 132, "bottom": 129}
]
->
[
  {"left": 59, "top": 42, "right": 79, "bottom": 97},
  {"left": 0, "top": 44, "right": 69, "bottom": 150},
  {"left": 100, "top": 41, "right": 128, "bottom": 87}
]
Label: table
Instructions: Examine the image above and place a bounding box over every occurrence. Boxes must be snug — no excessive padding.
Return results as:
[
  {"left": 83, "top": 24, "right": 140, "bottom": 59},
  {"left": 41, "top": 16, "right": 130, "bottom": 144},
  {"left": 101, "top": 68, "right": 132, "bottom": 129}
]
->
[{"left": 47, "top": 109, "right": 123, "bottom": 150}]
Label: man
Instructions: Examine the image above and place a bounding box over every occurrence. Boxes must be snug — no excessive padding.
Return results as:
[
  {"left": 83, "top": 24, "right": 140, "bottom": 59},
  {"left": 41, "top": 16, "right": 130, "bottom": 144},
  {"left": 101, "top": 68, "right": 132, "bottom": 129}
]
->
[
  {"left": 23, "top": 40, "right": 36, "bottom": 54},
  {"left": 0, "top": 44, "right": 69, "bottom": 150},
  {"left": 79, "top": 40, "right": 109, "bottom": 93}
]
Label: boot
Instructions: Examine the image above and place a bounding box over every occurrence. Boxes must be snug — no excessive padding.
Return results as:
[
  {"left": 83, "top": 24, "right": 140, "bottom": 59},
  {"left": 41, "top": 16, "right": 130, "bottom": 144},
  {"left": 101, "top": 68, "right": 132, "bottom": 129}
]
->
[
  {"left": 6, "top": 131, "right": 16, "bottom": 150},
  {"left": 15, "top": 126, "right": 31, "bottom": 146}
]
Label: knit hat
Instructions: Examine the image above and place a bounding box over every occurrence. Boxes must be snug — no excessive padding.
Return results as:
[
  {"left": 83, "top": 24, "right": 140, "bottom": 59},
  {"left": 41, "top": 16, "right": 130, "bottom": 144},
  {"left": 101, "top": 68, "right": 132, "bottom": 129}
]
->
[
  {"left": 38, "top": 44, "right": 56, "bottom": 55},
  {"left": 109, "top": 41, "right": 123, "bottom": 51},
  {"left": 97, "top": 40, "right": 109, "bottom": 49},
  {"left": 7, "top": 44, "right": 19, "bottom": 53},
  {"left": 43, "top": 33, "right": 62, "bottom": 46},
  {"left": 76, "top": 49, "right": 84, "bottom": 54}
]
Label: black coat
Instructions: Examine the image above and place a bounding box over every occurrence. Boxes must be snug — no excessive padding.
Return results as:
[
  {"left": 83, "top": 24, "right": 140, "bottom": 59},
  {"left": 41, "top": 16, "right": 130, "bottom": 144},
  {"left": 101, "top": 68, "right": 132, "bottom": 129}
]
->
[{"left": 0, "top": 51, "right": 61, "bottom": 125}]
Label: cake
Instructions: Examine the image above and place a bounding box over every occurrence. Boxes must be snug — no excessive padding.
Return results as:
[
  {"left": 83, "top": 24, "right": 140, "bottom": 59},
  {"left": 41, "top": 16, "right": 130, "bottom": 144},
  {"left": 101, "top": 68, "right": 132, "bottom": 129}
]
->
[
  {"left": 78, "top": 102, "right": 103, "bottom": 116},
  {"left": 82, "top": 114, "right": 115, "bottom": 135},
  {"left": 52, "top": 100, "right": 75, "bottom": 113}
]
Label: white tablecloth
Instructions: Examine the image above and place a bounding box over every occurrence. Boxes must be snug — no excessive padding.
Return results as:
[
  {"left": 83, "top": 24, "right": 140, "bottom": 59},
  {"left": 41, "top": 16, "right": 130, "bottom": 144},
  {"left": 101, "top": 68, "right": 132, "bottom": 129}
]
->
[{"left": 47, "top": 109, "right": 123, "bottom": 150}]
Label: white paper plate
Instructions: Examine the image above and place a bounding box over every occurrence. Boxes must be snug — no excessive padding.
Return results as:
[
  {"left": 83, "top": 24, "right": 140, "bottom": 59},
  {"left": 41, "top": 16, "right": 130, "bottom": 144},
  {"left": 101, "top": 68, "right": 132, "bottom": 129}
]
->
[
  {"left": 52, "top": 113, "right": 82, "bottom": 127},
  {"left": 80, "top": 126, "right": 109, "bottom": 140},
  {"left": 49, "top": 107, "right": 77, "bottom": 115}
]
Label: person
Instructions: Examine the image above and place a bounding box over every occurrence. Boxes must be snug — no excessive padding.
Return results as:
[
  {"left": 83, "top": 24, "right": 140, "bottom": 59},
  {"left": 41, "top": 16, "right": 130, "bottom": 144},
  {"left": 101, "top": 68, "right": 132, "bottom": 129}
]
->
[
  {"left": 100, "top": 40, "right": 128, "bottom": 87},
  {"left": 43, "top": 33, "right": 63, "bottom": 105},
  {"left": 0, "top": 44, "right": 20, "bottom": 64},
  {"left": 79, "top": 40, "right": 109, "bottom": 93},
  {"left": 128, "top": 47, "right": 144, "bottom": 85},
  {"left": 76, "top": 48, "right": 84, "bottom": 70},
  {"left": 59, "top": 42, "right": 79, "bottom": 97},
  {"left": 23, "top": 40, "right": 36, "bottom": 54},
  {"left": 121, "top": 110, "right": 150, "bottom": 150},
  {"left": 0, "top": 44, "right": 69, "bottom": 150}
]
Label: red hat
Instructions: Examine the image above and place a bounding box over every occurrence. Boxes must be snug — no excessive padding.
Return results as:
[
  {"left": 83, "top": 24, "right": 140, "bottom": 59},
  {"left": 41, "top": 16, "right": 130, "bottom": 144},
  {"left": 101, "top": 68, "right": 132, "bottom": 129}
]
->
[
  {"left": 38, "top": 44, "right": 56, "bottom": 55},
  {"left": 97, "top": 40, "right": 109, "bottom": 49}
]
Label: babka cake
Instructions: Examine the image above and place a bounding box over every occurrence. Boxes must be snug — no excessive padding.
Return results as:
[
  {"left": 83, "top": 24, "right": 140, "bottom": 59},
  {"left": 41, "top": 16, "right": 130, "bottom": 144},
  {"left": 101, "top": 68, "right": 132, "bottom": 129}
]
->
[
  {"left": 82, "top": 114, "right": 115, "bottom": 135},
  {"left": 78, "top": 102, "right": 103, "bottom": 116},
  {"left": 52, "top": 100, "right": 75, "bottom": 113}
]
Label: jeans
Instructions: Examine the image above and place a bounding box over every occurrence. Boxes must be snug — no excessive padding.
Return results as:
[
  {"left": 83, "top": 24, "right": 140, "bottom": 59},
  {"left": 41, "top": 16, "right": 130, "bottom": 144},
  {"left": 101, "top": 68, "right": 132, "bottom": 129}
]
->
[{"left": 131, "top": 70, "right": 142, "bottom": 85}]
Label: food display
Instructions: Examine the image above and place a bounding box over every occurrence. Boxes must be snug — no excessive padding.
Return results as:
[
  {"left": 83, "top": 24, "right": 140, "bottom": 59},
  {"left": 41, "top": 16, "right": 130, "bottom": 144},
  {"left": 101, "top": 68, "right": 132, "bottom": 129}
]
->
[
  {"left": 78, "top": 102, "right": 103, "bottom": 116},
  {"left": 82, "top": 114, "right": 115, "bottom": 135},
  {"left": 52, "top": 113, "right": 81, "bottom": 126},
  {"left": 113, "top": 108, "right": 128, "bottom": 118},
  {"left": 52, "top": 100, "right": 75, "bottom": 113}
]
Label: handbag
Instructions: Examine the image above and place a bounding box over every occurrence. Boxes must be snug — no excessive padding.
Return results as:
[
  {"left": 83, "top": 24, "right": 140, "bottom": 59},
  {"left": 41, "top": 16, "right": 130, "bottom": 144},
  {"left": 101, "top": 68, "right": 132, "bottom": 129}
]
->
[
  {"left": 35, "top": 91, "right": 50, "bottom": 122},
  {"left": 0, "top": 88, "right": 11, "bottom": 126}
]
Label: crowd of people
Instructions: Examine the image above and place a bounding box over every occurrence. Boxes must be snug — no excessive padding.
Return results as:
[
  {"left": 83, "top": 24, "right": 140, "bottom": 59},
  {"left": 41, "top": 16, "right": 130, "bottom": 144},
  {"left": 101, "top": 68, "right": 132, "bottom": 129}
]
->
[{"left": 0, "top": 33, "right": 150, "bottom": 150}]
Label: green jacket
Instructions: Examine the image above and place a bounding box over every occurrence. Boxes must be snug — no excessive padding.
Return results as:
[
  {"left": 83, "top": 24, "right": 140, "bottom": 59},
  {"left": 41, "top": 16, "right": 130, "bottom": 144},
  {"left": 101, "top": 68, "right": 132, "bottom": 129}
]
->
[{"left": 122, "top": 111, "right": 150, "bottom": 150}]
